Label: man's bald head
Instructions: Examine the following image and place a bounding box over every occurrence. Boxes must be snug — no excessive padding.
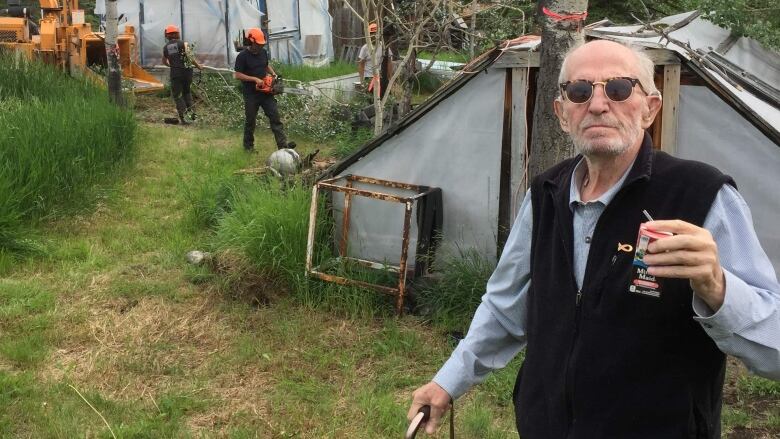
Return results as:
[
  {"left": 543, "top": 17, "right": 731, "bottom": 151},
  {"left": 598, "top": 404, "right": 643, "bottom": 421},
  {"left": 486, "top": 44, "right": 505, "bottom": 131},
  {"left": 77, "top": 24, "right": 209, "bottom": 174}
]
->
[{"left": 558, "top": 40, "right": 659, "bottom": 98}]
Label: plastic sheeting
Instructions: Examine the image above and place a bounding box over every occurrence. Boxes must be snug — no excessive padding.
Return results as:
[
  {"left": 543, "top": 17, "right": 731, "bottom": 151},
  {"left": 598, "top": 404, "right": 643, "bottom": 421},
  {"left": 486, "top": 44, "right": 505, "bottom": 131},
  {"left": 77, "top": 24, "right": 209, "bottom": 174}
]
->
[
  {"left": 265, "top": 0, "right": 333, "bottom": 65},
  {"left": 677, "top": 85, "right": 780, "bottom": 274},
  {"left": 95, "top": 0, "right": 332, "bottom": 67},
  {"left": 95, "top": 0, "right": 262, "bottom": 67},
  {"left": 335, "top": 68, "right": 507, "bottom": 266},
  {"left": 588, "top": 12, "right": 780, "bottom": 134}
]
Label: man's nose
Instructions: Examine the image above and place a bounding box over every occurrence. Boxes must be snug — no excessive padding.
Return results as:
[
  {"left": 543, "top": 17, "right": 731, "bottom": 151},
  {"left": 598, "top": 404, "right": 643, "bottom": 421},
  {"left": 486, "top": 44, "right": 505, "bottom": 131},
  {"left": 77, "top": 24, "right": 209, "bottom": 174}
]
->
[{"left": 588, "top": 84, "right": 610, "bottom": 113}]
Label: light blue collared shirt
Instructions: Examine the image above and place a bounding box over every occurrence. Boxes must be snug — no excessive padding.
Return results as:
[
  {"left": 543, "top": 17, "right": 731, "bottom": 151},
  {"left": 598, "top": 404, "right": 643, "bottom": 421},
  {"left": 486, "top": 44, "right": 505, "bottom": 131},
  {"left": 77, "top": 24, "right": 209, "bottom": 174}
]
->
[{"left": 434, "top": 160, "right": 780, "bottom": 399}]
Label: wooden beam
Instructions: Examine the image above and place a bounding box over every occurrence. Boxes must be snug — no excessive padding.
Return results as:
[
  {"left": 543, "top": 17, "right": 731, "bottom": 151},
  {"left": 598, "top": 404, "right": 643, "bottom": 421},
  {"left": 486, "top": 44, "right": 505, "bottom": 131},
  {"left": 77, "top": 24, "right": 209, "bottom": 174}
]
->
[
  {"left": 646, "top": 48, "right": 681, "bottom": 66},
  {"left": 660, "top": 64, "right": 680, "bottom": 155},
  {"left": 493, "top": 51, "right": 540, "bottom": 68},
  {"left": 493, "top": 47, "right": 680, "bottom": 69}
]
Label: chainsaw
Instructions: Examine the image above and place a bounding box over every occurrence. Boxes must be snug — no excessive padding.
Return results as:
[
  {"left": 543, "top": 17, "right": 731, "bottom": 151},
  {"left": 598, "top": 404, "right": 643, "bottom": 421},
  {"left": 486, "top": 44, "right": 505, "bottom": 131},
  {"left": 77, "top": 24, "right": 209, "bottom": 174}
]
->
[{"left": 255, "top": 74, "right": 284, "bottom": 94}]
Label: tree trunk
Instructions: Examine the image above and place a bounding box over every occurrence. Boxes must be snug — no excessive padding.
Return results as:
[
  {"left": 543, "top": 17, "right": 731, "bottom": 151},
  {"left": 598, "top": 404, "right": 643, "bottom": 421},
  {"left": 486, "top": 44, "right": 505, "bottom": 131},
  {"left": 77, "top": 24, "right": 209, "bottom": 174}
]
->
[
  {"left": 469, "top": 0, "right": 477, "bottom": 59},
  {"left": 105, "top": 0, "right": 125, "bottom": 106},
  {"left": 528, "top": 0, "right": 587, "bottom": 178},
  {"left": 398, "top": 49, "right": 415, "bottom": 117}
]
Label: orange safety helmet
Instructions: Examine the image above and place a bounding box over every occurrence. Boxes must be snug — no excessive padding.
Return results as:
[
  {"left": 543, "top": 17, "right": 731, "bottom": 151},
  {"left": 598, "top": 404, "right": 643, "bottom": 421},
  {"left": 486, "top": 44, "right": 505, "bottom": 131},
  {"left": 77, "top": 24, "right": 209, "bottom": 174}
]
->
[
  {"left": 246, "top": 28, "right": 266, "bottom": 45},
  {"left": 164, "top": 24, "right": 180, "bottom": 35},
  {"left": 368, "top": 22, "right": 378, "bottom": 34}
]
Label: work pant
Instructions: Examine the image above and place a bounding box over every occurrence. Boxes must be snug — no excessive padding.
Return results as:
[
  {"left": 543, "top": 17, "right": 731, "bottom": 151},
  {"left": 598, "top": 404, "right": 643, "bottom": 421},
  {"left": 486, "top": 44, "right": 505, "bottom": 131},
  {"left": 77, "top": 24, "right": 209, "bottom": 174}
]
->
[
  {"left": 171, "top": 71, "right": 194, "bottom": 120},
  {"left": 243, "top": 91, "right": 288, "bottom": 150}
]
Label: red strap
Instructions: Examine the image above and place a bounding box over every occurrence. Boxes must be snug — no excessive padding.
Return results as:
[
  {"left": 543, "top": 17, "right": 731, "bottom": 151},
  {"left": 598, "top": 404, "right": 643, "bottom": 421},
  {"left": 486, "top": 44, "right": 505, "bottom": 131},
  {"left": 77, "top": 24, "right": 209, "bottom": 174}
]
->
[
  {"left": 367, "top": 74, "right": 380, "bottom": 94},
  {"left": 542, "top": 6, "right": 588, "bottom": 22}
]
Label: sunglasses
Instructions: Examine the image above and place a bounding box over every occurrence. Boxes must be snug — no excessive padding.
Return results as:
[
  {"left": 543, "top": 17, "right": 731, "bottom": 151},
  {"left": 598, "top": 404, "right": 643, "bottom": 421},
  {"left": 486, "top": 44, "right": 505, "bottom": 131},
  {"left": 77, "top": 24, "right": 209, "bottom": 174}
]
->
[{"left": 559, "top": 77, "right": 647, "bottom": 104}]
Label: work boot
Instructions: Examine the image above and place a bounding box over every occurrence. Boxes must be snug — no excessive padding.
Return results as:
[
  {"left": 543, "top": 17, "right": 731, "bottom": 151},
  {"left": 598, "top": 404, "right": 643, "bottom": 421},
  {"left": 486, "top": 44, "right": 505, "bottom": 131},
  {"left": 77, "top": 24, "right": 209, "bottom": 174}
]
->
[{"left": 278, "top": 141, "right": 296, "bottom": 150}]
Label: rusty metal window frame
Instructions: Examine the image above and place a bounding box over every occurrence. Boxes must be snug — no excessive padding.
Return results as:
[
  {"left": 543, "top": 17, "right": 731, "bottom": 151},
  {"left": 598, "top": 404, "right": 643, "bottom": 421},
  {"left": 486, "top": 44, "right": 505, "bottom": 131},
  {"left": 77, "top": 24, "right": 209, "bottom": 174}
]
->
[{"left": 305, "top": 174, "right": 441, "bottom": 314}]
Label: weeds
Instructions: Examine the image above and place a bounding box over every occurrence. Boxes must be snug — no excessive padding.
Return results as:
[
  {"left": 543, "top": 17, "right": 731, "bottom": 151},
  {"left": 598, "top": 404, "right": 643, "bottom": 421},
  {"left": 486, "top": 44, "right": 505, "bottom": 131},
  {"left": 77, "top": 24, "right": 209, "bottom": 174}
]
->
[
  {"left": 414, "top": 248, "right": 496, "bottom": 332},
  {"left": 191, "top": 70, "right": 366, "bottom": 141},
  {"left": 0, "top": 54, "right": 136, "bottom": 252}
]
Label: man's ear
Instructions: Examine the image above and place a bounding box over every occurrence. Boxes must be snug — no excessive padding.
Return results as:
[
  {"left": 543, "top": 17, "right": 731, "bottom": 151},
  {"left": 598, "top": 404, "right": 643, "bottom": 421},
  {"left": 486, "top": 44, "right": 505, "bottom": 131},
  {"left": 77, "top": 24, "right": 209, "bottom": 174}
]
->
[
  {"left": 553, "top": 98, "right": 570, "bottom": 132},
  {"left": 641, "top": 94, "right": 663, "bottom": 128}
]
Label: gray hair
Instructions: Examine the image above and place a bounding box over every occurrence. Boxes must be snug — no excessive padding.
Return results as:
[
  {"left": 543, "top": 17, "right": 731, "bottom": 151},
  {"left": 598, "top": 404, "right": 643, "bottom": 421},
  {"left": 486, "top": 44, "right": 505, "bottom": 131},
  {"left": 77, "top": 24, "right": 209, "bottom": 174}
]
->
[{"left": 557, "top": 41, "right": 660, "bottom": 97}]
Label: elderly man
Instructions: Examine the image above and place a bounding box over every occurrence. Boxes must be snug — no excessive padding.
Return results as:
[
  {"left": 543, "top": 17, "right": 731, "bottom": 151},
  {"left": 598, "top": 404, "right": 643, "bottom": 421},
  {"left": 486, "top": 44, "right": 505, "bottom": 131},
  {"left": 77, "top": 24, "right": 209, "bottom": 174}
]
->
[{"left": 408, "top": 40, "right": 780, "bottom": 439}]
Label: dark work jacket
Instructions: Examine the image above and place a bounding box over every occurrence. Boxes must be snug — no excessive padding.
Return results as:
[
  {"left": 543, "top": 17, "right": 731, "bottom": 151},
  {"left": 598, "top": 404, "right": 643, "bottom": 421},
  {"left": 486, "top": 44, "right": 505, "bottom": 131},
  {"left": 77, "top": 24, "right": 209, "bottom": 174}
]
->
[
  {"left": 514, "top": 133, "right": 735, "bottom": 439},
  {"left": 163, "top": 39, "right": 192, "bottom": 79}
]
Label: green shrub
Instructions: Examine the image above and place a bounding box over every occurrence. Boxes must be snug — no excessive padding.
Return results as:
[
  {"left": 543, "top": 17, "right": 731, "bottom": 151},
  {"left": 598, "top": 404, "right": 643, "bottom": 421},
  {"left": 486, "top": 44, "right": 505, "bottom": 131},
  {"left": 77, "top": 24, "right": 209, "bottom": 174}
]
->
[
  {"left": 414, "top": 248, "right": 496, "bottom": 332},
  {"left": 192, "top": 70, "right": 364, "bottom": 141},
  {"left": 0, "top": 55, "right": 136, "bottom": 251},
  {"left": 412, "top": 71, "right": 444, "bottom": 94}
]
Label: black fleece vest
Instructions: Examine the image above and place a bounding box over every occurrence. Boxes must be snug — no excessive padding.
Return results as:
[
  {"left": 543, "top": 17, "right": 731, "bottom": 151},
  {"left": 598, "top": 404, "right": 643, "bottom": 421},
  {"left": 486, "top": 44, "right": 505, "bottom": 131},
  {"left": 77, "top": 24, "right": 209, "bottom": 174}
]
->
[{"left": 514, "top": 134, "right": 735, "bottom": 439}]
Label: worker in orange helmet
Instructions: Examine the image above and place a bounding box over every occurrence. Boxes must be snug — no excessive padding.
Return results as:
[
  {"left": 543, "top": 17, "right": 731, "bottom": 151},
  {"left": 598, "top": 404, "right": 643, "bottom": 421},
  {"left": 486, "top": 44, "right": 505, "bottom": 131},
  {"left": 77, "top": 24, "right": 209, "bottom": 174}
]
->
[
  {"left": 357, "top": 22, "right": 394, "bottom": 98},
  {"left": 162, "top": 24, "right": 203, "bottom": 125},
  {"left": 233, "top": 28, "right": 295, "bottom": 152}
]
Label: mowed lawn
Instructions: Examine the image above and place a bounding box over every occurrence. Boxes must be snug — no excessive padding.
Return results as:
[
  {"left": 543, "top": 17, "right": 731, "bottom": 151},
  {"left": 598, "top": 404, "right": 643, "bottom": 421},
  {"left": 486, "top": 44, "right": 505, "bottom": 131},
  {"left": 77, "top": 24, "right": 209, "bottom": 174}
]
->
[{"left": 1, "top": 117, "right": 777, "bottom": 438}]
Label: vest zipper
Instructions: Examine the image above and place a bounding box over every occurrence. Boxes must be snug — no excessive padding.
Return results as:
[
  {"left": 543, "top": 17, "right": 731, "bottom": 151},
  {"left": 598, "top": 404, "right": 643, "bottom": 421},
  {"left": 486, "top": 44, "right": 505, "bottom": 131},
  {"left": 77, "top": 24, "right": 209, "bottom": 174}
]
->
[{"left": 564, "top": 288, "right": 584, "bottom": 435}]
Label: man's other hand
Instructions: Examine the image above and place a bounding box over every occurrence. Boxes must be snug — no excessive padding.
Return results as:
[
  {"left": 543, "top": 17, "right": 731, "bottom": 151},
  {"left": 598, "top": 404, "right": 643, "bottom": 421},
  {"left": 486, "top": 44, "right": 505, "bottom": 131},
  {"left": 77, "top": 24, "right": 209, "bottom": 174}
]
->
[
  {"left": 643, "top": 219, "right": 726, "bottom": 311},
  {"left": 407, "top": 381, "right": 451, "bottom": 435}
]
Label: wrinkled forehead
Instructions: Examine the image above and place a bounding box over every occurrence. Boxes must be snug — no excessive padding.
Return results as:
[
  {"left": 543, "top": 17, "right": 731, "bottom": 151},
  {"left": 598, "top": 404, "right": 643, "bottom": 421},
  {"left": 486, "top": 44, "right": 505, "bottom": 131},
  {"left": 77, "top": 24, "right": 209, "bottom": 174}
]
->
[{"left": 564, "top": 43, "right": 640, "bottom": 81}]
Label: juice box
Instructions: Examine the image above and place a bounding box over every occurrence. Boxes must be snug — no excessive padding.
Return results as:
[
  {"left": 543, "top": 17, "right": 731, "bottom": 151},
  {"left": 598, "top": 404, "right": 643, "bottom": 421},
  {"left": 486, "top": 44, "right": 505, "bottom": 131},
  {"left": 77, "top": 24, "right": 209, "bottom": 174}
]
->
[{"left": 629, "top": 224, "right": 673, "bottom": 298}]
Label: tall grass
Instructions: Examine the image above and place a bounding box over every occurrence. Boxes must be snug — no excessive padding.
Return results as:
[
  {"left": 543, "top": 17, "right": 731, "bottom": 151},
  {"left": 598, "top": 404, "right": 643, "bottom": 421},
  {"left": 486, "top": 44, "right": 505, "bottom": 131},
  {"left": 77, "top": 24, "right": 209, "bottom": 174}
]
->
[
  {"left": 212, "top": 178, "right": 313, "bottom": 284},
  {"left": 274, "top": 61, "right": 357, "bottom": 82},
  {"left": 0, "top": 54, "right": 136, "bottom": 251},
  {"left": 186, "top": 174, "right": 396, "bottom": 317},
  {"left": 414, "top": 248, "right": 496, "bottom": 332}
]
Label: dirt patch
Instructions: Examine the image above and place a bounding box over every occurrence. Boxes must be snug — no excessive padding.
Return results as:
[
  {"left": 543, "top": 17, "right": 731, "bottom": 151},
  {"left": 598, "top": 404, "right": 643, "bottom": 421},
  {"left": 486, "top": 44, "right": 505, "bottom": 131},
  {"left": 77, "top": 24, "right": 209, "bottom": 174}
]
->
[{"left": 210, "top": 249, "right": 289, "bottom": 307}]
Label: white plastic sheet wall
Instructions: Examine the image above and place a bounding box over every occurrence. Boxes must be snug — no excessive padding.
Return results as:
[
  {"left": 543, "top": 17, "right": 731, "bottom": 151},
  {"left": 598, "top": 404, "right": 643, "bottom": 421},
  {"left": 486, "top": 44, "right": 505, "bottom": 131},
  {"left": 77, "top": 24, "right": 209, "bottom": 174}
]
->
[
  {"left": 97, "top": 0, "right": 332, "bottom": 66},
  {"left": 677, "top": 85, "right": 780, "bottom": 275},
  {"left": 97, "top": 0, "right": 264, "bottom": 67},
  {"left": 335, "top": 68, "right": 507, "bottom": 266},
  {"left": 265, "top": 0, "right": 333, "bottom": 65}
]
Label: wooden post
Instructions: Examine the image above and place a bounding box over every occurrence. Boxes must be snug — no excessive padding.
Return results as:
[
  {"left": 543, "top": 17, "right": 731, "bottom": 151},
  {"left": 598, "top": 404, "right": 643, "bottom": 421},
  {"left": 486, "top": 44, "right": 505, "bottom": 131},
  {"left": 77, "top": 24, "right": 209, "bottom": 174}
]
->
[{"left": 660, "top": 64, "right": 680, "bottom": 155}]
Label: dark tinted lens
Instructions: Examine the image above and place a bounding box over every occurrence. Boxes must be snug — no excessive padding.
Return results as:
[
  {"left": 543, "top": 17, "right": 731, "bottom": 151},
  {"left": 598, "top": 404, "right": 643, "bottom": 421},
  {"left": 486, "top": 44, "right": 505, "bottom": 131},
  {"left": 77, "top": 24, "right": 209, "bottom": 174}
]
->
[
  {"left": 565, "top": 81, "right": 593, "bottom": 103},
  {"left": 604, "top": 78, "right": 634, "bottom": 101}
]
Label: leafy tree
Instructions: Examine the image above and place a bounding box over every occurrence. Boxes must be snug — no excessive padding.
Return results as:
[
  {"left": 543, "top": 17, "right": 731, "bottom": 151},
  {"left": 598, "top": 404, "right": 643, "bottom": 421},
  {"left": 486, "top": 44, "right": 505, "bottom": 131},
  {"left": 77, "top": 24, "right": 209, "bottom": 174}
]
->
[
  {"left": 683, "top": 0, "right": 780, "bottom": 49},
  {"left": 588, "top": 0, "right": 780, "bottom": 50}
]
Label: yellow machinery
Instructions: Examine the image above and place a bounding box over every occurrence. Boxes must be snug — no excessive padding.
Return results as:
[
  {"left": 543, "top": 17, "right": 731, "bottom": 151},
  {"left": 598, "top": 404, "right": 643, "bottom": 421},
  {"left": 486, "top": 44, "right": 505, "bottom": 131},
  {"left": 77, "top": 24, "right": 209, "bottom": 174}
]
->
[{"left": 0, "top": 0, "right": 163, "bottom": 93}]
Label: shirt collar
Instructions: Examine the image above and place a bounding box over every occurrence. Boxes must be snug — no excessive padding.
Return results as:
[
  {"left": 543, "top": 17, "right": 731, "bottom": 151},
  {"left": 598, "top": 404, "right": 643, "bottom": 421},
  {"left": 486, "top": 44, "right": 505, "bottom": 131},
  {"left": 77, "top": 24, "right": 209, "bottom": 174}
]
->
[{"left": 569, "top": 155, "right": 636, "bottom": 210}]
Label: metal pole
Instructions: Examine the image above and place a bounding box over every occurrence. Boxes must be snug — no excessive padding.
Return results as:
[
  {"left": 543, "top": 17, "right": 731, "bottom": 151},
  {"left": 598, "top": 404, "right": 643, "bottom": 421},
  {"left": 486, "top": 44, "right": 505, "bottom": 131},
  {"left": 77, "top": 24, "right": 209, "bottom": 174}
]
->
[
  {"left": 224, "top": 0, "right": 231, "bottom": 65},
  {"left": 179, "top": 0, "right": 184, "bottom": 40},
  {"left": 139, "top": 0, "right": 145, "bottom": 65},
  {"left": 396, "top": 201, "right": 414, "bottom": 315},
  {"left": 305, "top": 185, "right": 321, "bottom": 274}
]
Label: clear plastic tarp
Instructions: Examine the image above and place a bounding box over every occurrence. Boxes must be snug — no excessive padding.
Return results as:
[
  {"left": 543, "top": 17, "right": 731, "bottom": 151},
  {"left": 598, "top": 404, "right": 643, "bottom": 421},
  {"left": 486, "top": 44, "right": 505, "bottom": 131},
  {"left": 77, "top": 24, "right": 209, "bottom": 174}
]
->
[
  {"left": 95, "top": 0, "right": 332, "bottom": 67},
  {"left": 265, "top": 0, "right": 333, "bottom": 65},
  {"left": 677, "top": 85, "right": 780, "bottom": 274},
  {"left": 335, "top": 68, "right": 507, "bottom": 266}
]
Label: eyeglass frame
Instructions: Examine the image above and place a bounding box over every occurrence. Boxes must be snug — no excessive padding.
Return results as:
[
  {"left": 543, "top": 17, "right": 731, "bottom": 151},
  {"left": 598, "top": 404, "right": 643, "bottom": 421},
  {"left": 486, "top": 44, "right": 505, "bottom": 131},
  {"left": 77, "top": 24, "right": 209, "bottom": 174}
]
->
[{"left": 558, "top": 77, "right": 650, "bottom": 104}]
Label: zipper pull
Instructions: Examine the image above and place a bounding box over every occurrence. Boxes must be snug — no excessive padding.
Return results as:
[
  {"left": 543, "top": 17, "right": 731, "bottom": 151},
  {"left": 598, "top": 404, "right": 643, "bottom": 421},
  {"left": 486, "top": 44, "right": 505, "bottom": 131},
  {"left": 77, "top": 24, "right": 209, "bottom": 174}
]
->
[
  {"left": 576, "top": 290, "right": 582, "bottom": 306},
  {"left": 611, "top": 254, "right": 618, "bottom": 265}
]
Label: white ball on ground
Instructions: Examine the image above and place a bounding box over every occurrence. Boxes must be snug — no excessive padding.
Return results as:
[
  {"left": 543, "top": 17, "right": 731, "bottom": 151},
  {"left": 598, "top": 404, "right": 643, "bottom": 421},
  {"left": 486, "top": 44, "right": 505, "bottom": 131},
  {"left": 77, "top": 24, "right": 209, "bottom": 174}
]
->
[{"left": 266, "top": 149, "right": 301, "bottom": 176}]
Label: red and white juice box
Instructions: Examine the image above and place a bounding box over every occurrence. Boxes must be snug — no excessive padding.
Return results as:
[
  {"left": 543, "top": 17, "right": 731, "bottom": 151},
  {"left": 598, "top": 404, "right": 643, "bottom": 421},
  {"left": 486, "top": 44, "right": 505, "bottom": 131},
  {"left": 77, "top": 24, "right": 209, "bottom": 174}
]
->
[{"left": 630, "top": 224, "right": 673, "bottom": 298}]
